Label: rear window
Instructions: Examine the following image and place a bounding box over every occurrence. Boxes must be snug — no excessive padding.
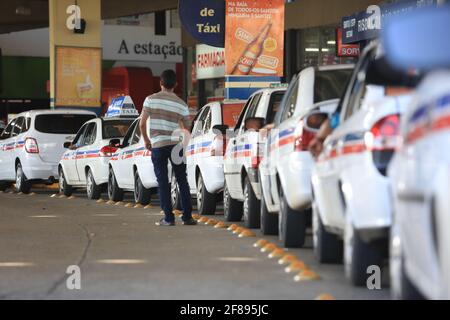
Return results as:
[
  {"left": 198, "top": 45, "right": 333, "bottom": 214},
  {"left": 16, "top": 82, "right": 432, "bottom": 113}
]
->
[
  {"left": 102, "top": 120, "right": 134, "bottom": 139},
  {"left": 314, "top": 69, "right": 353, "bottom": 103},
  {"left": 34, "top": 114, "right": 96, "bottom": 134}
]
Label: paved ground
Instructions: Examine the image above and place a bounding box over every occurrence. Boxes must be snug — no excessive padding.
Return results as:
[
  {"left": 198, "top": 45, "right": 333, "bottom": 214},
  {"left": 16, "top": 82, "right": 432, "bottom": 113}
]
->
[{"left": 0, "top": 189, "right": 390, "bottom": 300}]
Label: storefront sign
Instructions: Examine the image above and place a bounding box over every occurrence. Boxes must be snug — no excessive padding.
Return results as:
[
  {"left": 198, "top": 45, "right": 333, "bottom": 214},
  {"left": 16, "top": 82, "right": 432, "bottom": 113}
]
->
[
  {"left": 179, "top": 0, "right": 225, "bottom": 48},
  {"left": 196, "top": 44, "right": 225, "bottom": 80},
  {"left": 225, "top": 0, "right": 285, "bottom": 77},
  {"left": 336, "top": 28, "right": 360, "bottom": 57},
  {"left": 55, "top": 47, "right": 102, "bottom": 108},
  {"left": 342, "top": 0, "right": 437, "bottom": 44}
]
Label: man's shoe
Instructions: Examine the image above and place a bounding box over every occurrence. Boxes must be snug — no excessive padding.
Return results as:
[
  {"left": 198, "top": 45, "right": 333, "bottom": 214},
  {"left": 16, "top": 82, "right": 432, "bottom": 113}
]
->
[
  {"left": 182, "top": 218, "right": 198, "bottom": 226},
  {"left": 156, "top": 219, "right": 175, "bottom": 226}
]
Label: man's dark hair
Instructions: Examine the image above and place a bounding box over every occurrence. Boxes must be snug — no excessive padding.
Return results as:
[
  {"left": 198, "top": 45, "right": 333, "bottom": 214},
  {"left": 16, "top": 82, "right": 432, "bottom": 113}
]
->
[{"left": 161, "top": 69, "right": 177, "bottom": 89}]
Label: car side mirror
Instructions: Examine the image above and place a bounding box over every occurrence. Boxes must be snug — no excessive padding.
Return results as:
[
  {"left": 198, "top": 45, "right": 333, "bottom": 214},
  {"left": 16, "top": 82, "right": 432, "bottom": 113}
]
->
[
  {"left": 109, "top": 138, "right": 121, "bottom": 147},
  {"left": 63, "top": 142, "right": 72, "bottom": 149},
  {"left": 212, "top": 124, "right": 229, "bottom": 135},
  {"left": 304, "top": 112, "right": 329, "bottom": 133},
  {"left": 244, "top": 117, "right": 265, "bottom": 132}
]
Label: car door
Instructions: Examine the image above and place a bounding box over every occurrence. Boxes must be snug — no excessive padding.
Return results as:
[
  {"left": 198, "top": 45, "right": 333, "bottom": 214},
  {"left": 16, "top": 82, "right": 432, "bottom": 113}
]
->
[
  {"left": 224, "top": 97, "right": 254, "bottom": 197},
  {"left": 75, "top": 122, "right": 98, "bottom": 184},
  {"left": 116, "top": 121, "right": 140, "bottom": 189},
  {"left": 0, "top": 119, "right": 17, "bottom": 180},
  {"left": 63, "top": 124, "right": 88, "bottom": 184},
  {"left": 267, "top": 78, "right": 300, "bottom": 207}
]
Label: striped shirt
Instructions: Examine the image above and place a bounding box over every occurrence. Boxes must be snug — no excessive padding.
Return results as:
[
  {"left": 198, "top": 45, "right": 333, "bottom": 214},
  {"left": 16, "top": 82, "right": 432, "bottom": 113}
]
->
[{"left": 142, "top": 91, "right": 190, "bottom": 148}]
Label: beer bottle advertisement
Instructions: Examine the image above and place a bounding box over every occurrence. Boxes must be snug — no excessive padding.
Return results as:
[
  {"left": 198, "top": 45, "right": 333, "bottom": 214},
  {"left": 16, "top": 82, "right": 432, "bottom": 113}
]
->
[{"left": 225, "top": 0, "right": 285, "bottom": 77}]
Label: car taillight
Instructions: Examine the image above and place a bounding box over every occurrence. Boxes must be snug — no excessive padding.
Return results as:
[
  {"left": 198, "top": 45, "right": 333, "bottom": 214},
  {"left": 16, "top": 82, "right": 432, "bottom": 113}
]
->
[
  {"left": 365, "top": 114, "right": 401, "bottom": 176},
  {"left": 365, "top": 115, "right": 401, "bottom": 151},
  {"left": 25, "top": 138, "right": 39, "bottom": 154},
  {"left": 99, "top": 146, "right": 118, "bottom": 157},
  {"left": 294, "top": 121, "right": 316, "bottom": 152},
  {"left": 211, "top": 135, "right": 226, "bottom": 157}
]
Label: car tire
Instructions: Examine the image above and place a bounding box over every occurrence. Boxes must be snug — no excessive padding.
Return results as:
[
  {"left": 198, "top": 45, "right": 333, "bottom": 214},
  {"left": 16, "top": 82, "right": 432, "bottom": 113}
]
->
[
  {"left": 86, "top": 169, "right": 102, "bottom": 200},
  {"left": 15, "top": 162, "right": 31, "bottom": 194},
  {"left": 134, "top": 170, "right": 152, "bottom": 206},
  {"left": 59, "top": 168, "right": 73, "bottom": 197},
  {"left": 224, "top": 181, "right": 243, "bottom": 222},
  {"left": 243, "top": 176, "right": 260, "bottom": 229},
  {"left": 260, "top": 193, "right": 278, "bottom": 235},
  {"left": 108, "top": 167, "right": 124, "bottom": 202},
  {"left": 345, "top": 225, "right": 386, "bottom": 287},
  {"left": 170, "top": 171, "right": 181, "bottom": 210},
  {"left": 279, "top": 185, "right": 307, "bottom": 248},
  {"left": 197, "top": 173, "right": 216, "bottom": 215},
  {"left": 313, "top": 204, "right": 343, "bottom": 263},
  {"left": 0, "top": 181, "right": 12, "bottom": 192},
  {"left": 398, "top": 256, "right": 425, "bottom": 300}
]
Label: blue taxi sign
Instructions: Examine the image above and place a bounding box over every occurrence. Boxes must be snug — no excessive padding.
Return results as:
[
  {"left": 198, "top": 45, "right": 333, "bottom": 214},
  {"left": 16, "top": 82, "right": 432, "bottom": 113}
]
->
[{"left": 105, "top": 96, "right": 139, "bottom": 118}]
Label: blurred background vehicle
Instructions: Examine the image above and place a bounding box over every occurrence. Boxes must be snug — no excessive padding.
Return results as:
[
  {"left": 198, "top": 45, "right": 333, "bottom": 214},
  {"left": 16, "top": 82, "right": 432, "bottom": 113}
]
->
[
  {"left": 258, "top": 65, "right": 353, "bottom": 248},
  {"left": 311, "top": 42, "right": 418, "bottom": 286},
  {"left": 223, "top": 87, "right": 286, "bottom": 228},
  {"left": 0, "top": 110, "right": 96, "bottom": 193},
  {"left": 385, "top": 6, "right": 450, "bottom": 300},
  {"left": 0, "top": 120, "right": 5, "bottom": 135}
]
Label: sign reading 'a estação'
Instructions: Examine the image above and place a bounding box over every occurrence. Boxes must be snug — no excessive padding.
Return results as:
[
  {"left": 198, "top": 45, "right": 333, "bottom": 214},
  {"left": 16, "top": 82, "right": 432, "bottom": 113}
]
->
[{"left": 179, "top": 0, "right": 225, "bottom": 48}]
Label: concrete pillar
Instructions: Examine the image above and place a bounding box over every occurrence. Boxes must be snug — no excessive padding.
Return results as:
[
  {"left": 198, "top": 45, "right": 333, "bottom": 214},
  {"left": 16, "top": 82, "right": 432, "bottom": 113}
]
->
[{"left": 49, "top": 0, "right": 102, "bottom": 112}]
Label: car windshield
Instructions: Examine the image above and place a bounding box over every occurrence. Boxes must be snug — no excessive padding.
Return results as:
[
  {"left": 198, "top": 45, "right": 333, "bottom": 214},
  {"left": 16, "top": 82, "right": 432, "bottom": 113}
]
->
[
  {"left": 314, "top": 69, "right": 353, "bottom": 103},
  {"left": 103, "top": 120, "right": 134, "bottom": 139},
  {"left": 34, "top": 114, "right": 96, "bottom": 134}
]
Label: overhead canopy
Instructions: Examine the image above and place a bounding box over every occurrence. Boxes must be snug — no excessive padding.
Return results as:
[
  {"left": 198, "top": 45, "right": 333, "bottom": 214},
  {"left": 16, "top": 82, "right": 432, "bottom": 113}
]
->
[{"left": 0, "top": 0, "right": 178, "bottom": 34}]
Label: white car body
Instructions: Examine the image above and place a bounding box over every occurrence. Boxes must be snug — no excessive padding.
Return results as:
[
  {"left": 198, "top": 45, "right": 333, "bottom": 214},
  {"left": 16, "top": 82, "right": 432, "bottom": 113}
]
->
[
  {"left": 258, "top": 65, "right": 353, "bottom": 247},
  {"left": 389, "top": 71, "right": 450, "bottom": 300},
  {"left": 184, "top": 102, "right": 243, "bottom": 215},
  {"left": 223, "top": 88, "right": 286, "bottom": 227},
  {"left": 0, "top": 110, "right": 96, "bottom": 192},
  {"left": 59, "top": 117, "right": 135, "bottom": 195}
]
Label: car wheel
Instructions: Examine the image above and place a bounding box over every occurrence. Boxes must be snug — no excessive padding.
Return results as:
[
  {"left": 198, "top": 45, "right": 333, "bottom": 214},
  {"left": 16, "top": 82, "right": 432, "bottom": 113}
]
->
[
  {"left": 313, "top": 202, "right": 343, "bottom": 263},
  {"left": 279, "top": 185, "right": 307, "bottom": 248},
  {"left": 243, "top": 176, "right": 260, "bottom": 229},
  {"left": 344, "top": 223, "right": 386, "bottom": 287},
  {"left": 108, "top": 167, "right": 124, "bottom": 202},
  {"left": 86, "top": 169, "right": 102, "bottom": 200},
  {"left": 197, "top": 173, "right": 216, "bottom": 215},
  {"left": 59, "top": 168, "right": 73, "bottom": 197},
  {"left": 224, "top": 181, "right": 243, "bottom": 222},
  {"left": 15, "top": 162, "right": 31, "bottom": 194},
  {"left": 134, "top": 170, "right": 152, "bottom": 205},
  {"left": 170, "top": 171, "right": 181, "bottom": 210},
  {"left": 260, "top": 193, "right": 278, "bottom": 235},
  {"left": 0, "top": 181, "right": 12, "bottom": 192}
]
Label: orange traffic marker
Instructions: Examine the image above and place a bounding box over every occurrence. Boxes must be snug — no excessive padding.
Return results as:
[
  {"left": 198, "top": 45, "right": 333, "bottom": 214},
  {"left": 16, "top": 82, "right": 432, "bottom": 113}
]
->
[
  {"left": 115, "top": 201, "right": 124, "bottom": 206},
  {"left": 268, "top": 248, "right": 285, "bottom": 259},
  {"left": 198, "top": 217, "right": 209, "bottom": 223},
  {"left": 68, "top": 196, "right": 76, "bottom": 200},
  {"left": 315, "top": 294, "right": 335, "bottom": 300},
  {"left": 50, "top": 194, "right": 57, "bottom": 198},
  {"left": 173, "top": 209, "right": 183, "bottom": 216},
  {"left": 134, "top": 204, "right": 144, "bottom": 209},
  {"left": 124, "top": 203, "right": 134, "bottom": 208},
  {"left": 144, "top": 205, "right": 153, "bottom": 209},
  {"left": 285, "top": 260, "right": 307, "bottom": 273},
  {"left": 294, "top": 269, "right": 321, "bottom": 282},
  {"left": 106, "top": 200, "right": 115, "bottom": 205},
  {"left": 214, "top": 221, "right": 228, "bottom": 229},
  {"left": 97, "top": 199, "right": 105, "bottom": 203},
  {"left": 29, "top": 192, "right": 36, "bottom": 196},
  {"left": 192, "top": 214, "right": 201, "bottom": 220},
  {"left": 261, "top": 243, "right": 278, "bottom": 253},
  {"left": 233, "top": 227, "right": 244, "bottom": 235},
  {"left": 58, "top": 195, "right": 66, "bottom": 199},
  {"left": 206, "top": 219, "right": 218, "bottom": 226},
  {"left": 239, "top": 230, "right": 256, "bottom": 238},
  {"left": 227, "top": 224, "right": 239, "bottom": 232},
  {"left": 278, "top": 254, "right": 298, "bottom": 265},
  {"left": 253, "top": 239, "right": 269, "bottom": 248}
]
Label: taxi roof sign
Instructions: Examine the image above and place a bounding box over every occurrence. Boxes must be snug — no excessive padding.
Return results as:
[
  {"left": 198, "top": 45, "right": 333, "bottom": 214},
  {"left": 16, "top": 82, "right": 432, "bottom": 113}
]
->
[{"left": 105, "top": 96, "right": 139, "bottom": 118}]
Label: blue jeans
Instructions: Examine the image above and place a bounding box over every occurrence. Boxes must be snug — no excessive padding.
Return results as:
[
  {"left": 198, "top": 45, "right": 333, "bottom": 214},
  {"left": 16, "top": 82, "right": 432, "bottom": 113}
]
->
[{"left": 151, "top": 144, "right": 192, "bottom": 223}]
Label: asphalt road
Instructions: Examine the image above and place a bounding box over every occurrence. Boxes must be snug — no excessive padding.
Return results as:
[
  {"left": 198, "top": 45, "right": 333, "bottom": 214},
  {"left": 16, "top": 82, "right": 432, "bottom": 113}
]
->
[{"left": 0, "top": 188, "right": 391, "bottom": 300}]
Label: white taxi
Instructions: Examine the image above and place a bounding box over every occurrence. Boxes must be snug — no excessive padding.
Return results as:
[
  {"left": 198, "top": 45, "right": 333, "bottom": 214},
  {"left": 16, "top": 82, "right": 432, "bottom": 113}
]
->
[
  {"left": 311, "top": 43, "right": 415, "bottom": 286},
  {"left": 58, "top": 96, "right": 137, "bottom": 199},
  {"left": 259, "top": 65, "right": 353, "bottom": 248},
  {"left": 0, "top": 110, "right": 96, "bottom": 193},
  {"left": 179, "top": 102, "right": 243, "bottom": 216},
  {"left": 385, "top": 7, "right": 450, "bottom": 300},
  {"left": 223, "top": 88, "right": 286, "bottom": 228}
]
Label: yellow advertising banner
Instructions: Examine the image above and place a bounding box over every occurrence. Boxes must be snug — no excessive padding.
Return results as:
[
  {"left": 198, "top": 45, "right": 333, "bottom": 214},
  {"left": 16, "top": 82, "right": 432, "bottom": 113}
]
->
[
  {"left": 55, "top": 47, "right": 102, "bottom": 108},
  {"left": 225, "top": 0, "right": 285, "bottom": 77}
]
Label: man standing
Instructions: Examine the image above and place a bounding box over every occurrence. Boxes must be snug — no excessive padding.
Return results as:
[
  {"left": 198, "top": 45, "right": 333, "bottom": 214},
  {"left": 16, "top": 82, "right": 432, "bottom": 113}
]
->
[{"left": 140, "top": 70, "right": 197, "bottom": 226}]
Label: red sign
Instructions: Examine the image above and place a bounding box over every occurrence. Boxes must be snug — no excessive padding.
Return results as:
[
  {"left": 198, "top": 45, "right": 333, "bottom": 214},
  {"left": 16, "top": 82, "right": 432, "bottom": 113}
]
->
[{"left": 336, "top": 28, "right": 360, "bottom": 57}]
